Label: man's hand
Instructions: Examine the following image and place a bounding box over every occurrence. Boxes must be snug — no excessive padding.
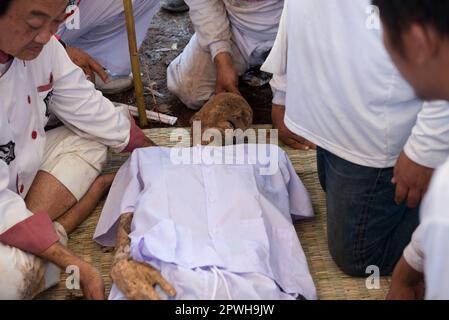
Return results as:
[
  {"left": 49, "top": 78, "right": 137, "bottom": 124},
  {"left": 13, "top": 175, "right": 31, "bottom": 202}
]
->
[
  {"left": 78, "top": 262, "right": 105, "bottom": 300},
  {"left": 111, "top": 259, "right": 176, "bottom": 300},
  {"left": 40, "top": 243, "right": 105, "bottom": 300},
  {"left": 392, "top": 152, "right": 434, "bottom": 208},
  {"left": 272, "top": 104, "right": 316, "bottom": 151},
  {"left": 387, "top": 256, "right": 425, "bottom": 300},
  {"left": 214, "top": 52, "right": 240, "bottom": 96},
  {"left": 66, "top": 46, "right": 108, "bottom": 85}
]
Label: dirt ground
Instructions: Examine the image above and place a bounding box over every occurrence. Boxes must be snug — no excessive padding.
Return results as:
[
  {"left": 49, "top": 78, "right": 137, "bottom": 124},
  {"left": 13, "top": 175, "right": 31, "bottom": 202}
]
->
[{"left": 107, "top": 8, "right": 274, "bottom": 128}]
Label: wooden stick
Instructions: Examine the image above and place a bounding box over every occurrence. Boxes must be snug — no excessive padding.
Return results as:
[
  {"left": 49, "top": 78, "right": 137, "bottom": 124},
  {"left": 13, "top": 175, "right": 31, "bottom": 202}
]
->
[{"left": 123, "top": 0, "right": 148, "bottom": 127}]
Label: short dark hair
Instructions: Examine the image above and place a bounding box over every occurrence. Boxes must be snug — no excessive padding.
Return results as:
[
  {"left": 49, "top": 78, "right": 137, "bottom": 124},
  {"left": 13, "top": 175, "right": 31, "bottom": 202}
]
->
[
  {"left": 373, "top": 0, "right": 449, "bottom": 51},
  {"left": 0, "top": 0, "right": 13, "bottom": 17}
]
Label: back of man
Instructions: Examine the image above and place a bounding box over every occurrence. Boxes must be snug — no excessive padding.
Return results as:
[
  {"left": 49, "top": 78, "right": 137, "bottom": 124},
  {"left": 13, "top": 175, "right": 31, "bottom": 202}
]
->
[{"left": 276, "top": 0, "right": 449, "bottom": 276}]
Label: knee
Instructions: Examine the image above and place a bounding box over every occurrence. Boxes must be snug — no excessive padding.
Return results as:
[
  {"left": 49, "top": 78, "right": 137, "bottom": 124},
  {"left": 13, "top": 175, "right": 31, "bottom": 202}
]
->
[
  {"left": 167, "top": 61, "right": 212, "bottom": 110},
  {"left": 328, "top": 242, "right": 395, "bottom": 277}
]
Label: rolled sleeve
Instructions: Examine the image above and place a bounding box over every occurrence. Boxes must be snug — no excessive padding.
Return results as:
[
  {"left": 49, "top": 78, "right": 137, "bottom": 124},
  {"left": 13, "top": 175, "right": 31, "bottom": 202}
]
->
[
  {"left": 185, "top": 0, "right": 232, "bottom": 61},
  {"left": 403, "top": 229, "right": 425, "bottom": 273},
  {"left": 403, "top": 100, "right": 449, "bottom": 168},
  {"left": 209, "top": 40, "right": 233, "bottom": 61},
  {"left": 270, "top": 74, "right": 287, "bottom": 106}
]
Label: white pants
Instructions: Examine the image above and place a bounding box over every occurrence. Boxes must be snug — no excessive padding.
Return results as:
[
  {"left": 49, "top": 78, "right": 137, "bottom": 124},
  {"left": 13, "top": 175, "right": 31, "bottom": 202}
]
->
[
  {"left": 58, "top": 0, "right": 160, "bottom": 76},
  {"left": 0, "top": 126, "right": 107, "bottom": 299},
  {"left": 167, "top": 34, "right": 248, "bottom": 110}
]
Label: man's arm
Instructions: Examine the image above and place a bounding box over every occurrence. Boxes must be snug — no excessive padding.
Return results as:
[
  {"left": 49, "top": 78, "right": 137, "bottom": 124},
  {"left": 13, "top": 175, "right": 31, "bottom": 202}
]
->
[
  {"left": 185, "top": 0, "right": 240, "bottom": 95},
  {"left": 387, "top": 256, "right": 424, "bottom": 300},
  {"left": 270, "top": 74, "right": 315, "bottom": 150},
  {"left": 48, "top": 37, "right": 154, "bottom": 153},
  {"left": 394, "top": 101, "right": 449, "bottom": 208},
  {"left": 388, "top": 224, "right": 425, "bottom": 300},
  {"left": 40, "top": 243, "right": 105, "bottom": 300}
]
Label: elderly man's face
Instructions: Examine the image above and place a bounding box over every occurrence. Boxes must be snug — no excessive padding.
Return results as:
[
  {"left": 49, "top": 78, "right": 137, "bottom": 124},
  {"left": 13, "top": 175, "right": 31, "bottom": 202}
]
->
[{"left": 0, "top": 0, "right": 68, "bottom": 60}]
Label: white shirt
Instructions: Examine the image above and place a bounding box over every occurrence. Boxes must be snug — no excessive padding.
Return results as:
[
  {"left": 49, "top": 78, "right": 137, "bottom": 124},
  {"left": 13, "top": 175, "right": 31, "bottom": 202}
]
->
[
  {"left": 403, "top": 159, "right": 449, "bottom": 300},
  {"left": 264, "top": 0, "right": 449, "bottom": 169},
  {"left": 185, "top": 0, "right": 284, "bottom": 64},
  {"left": 0, "top": 37, "right": 132, "bottom": 235},
  {"left": 94, "top": 145, "right": 317, "bottom": 300}
]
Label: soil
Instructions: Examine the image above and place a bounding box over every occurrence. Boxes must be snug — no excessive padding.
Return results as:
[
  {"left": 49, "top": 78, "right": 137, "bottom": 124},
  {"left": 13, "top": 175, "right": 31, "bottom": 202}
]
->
[{"left": 106, "top": 8, "right": 273, "bottom": 129}]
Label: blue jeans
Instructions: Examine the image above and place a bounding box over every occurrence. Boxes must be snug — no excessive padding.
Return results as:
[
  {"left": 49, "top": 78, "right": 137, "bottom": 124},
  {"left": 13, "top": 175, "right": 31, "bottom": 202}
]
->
[{"left": 317, "top": 148, "right": 419, "bottom": 276}]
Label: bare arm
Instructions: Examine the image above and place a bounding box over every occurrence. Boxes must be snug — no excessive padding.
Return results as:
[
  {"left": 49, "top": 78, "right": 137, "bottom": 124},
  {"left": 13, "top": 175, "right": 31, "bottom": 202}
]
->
[
  {"left": 387, "top": 256, "right": 424, "bottom": 300},
  {"left": 39, "top": 242, "right": 105, "bottom": 300}
]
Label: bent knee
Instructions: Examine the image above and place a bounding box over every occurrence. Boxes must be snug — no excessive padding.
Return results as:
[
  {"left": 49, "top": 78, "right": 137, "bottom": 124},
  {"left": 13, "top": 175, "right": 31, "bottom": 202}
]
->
[
  {"left": 167, "top": 63, "right": 213, "bottom": 110},
  {"left": 329, "top": 246, "right": 395, "bottom": 277}
]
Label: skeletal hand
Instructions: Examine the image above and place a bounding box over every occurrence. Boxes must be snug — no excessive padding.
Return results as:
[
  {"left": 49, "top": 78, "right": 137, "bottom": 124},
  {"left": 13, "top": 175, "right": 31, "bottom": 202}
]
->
[{"left": 111, "top": 259, "right": 176, "bottom": 300}]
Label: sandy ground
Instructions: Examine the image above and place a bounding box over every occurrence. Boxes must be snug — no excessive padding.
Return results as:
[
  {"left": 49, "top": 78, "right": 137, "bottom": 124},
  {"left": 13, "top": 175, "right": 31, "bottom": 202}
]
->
[{"left": 107, "top": 8, "right": 273, "bottom": 128}]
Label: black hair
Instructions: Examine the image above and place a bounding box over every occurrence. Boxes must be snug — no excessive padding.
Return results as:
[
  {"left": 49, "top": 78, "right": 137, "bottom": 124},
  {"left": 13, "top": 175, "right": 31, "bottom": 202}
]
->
[
  {"left": 373, "top": 0, "right": 449, "bottom": 51},
  {"left": 0, "top": 0, "right": 13, "bottom": 17}
]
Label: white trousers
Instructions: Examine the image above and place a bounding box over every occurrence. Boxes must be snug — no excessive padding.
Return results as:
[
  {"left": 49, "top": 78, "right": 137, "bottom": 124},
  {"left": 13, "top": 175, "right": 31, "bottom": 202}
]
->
[
  {"left": 58, "top": 0, "right": 160, "bottom": 76},
  {"left": 0, "top": 126, "right": 107, "bottom": 299},
  {"left": 167, "top": 34, "right": 248, "bottom": 110}
]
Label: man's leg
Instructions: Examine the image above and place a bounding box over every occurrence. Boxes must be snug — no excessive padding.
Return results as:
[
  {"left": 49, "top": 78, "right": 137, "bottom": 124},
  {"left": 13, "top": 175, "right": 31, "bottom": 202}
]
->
[
  {"left": 317, "top": 148, "right": 420, "bottom": 277},
  {"left": 167, "top": 34, "right": 248, "bottom": 110},
  {"left": 25, "top": 126, "right": 109, "bottom": 226},
  {"left": 59, "top": 0, "right": 160, "bottom": 76},
  {"left": 16, "top": 126, "right": 112, "bottom": 297},
  {"left": 26, "top": 172, "right": 115, "bottom": 235}
]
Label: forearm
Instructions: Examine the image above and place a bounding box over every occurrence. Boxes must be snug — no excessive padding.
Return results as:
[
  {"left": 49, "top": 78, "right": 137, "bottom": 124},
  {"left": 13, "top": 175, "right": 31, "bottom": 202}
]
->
[
  {"left": 392, "top": 256, "right": 424, "bottom": 287},
  {"left": 38, "top": 242, "right": 88, "bottom": 270},
  {"left": 113, "top": 213, "right": 134, "bottom": 265},
  {"left": 214, "top": 52, "right": 235, "bottom": 71}
]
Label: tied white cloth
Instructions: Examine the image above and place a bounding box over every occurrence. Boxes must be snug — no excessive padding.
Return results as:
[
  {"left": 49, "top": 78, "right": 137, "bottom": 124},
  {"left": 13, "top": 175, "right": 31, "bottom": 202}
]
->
[{"left": 94, "top": 145, "right": 317, "bottom": 300}]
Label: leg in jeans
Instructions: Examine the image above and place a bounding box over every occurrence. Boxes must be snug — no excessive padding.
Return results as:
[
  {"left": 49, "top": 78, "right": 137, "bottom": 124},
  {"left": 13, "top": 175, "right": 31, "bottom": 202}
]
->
[{"left": 317, "top": 147, "right": 420, "bottom": 276}]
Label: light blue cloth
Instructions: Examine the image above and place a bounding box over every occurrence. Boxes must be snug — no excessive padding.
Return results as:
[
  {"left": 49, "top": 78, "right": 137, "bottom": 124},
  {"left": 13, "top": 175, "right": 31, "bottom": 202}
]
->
[{"left": 94, "top": 145, "right": 317, "bottom": 300}]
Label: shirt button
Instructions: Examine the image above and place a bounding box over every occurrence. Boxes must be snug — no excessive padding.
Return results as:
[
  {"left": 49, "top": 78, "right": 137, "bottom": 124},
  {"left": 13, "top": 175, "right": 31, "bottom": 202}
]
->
[
  {"left": 31, "top": 131, "right": 38, "bottom": 140},
  {"left": 19, "top": 185, "right": 24, "bottom": 194},
  {"left": 27, "top": 96, "right": 31, "bottom": 104}
]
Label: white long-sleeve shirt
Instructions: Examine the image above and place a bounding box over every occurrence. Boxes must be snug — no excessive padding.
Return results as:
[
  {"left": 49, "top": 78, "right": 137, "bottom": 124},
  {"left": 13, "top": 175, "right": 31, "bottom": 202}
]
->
[
  {"left": 185, "top": 0, "right": 284, "bottom": 64},
  {"left": 0, "top": 37, "right": 141, "bottom": 254},
  {"left": 264, "top": 0, "right": 449, "bottom": 169},
  {"left": 94, "top": 145, "right": 317, "bottom": 300},
  {"left": 403, "top": 159, "right": 449, "bottom": 300}
]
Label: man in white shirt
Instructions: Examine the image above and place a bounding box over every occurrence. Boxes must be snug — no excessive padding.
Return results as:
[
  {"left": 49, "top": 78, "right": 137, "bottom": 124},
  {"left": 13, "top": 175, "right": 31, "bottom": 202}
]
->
[
  {"left": 265, "top": 0, "right": 449, "bottom": 277},
  {"left": 167, "top": 0, "right": 284, "bottom": 110},
  {"left": 0, "top": 0, "right": 153, "bottom": 299},
  {"left": 374, "top": 0, "right": 449, "bottom": 300},
  {"left": 57, "top": 0, "right": 160, "bottom": 94}
]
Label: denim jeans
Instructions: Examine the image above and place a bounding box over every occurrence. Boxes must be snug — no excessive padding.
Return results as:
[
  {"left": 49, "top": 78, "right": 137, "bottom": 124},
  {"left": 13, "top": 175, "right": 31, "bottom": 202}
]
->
[{"left": 317, "top": 148, "right": 419, "bottom": 276}]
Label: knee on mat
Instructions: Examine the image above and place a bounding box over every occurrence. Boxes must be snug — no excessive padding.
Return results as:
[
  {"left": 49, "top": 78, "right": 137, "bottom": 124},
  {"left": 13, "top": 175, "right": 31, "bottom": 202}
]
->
[{"left": 329, "top": 247, "right": 396, "bottom": 277}]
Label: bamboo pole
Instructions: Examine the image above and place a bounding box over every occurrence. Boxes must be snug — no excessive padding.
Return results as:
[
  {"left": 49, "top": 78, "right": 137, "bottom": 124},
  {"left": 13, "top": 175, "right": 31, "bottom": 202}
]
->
[{"left": 123, "top": 0, "right": 148, "bottom": 127}]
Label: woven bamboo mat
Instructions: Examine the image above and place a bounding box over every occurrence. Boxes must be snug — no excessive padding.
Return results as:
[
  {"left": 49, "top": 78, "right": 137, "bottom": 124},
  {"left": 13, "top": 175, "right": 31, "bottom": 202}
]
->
[{"left": 37, "top": 126, "right": 390, "bottom": 300}]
